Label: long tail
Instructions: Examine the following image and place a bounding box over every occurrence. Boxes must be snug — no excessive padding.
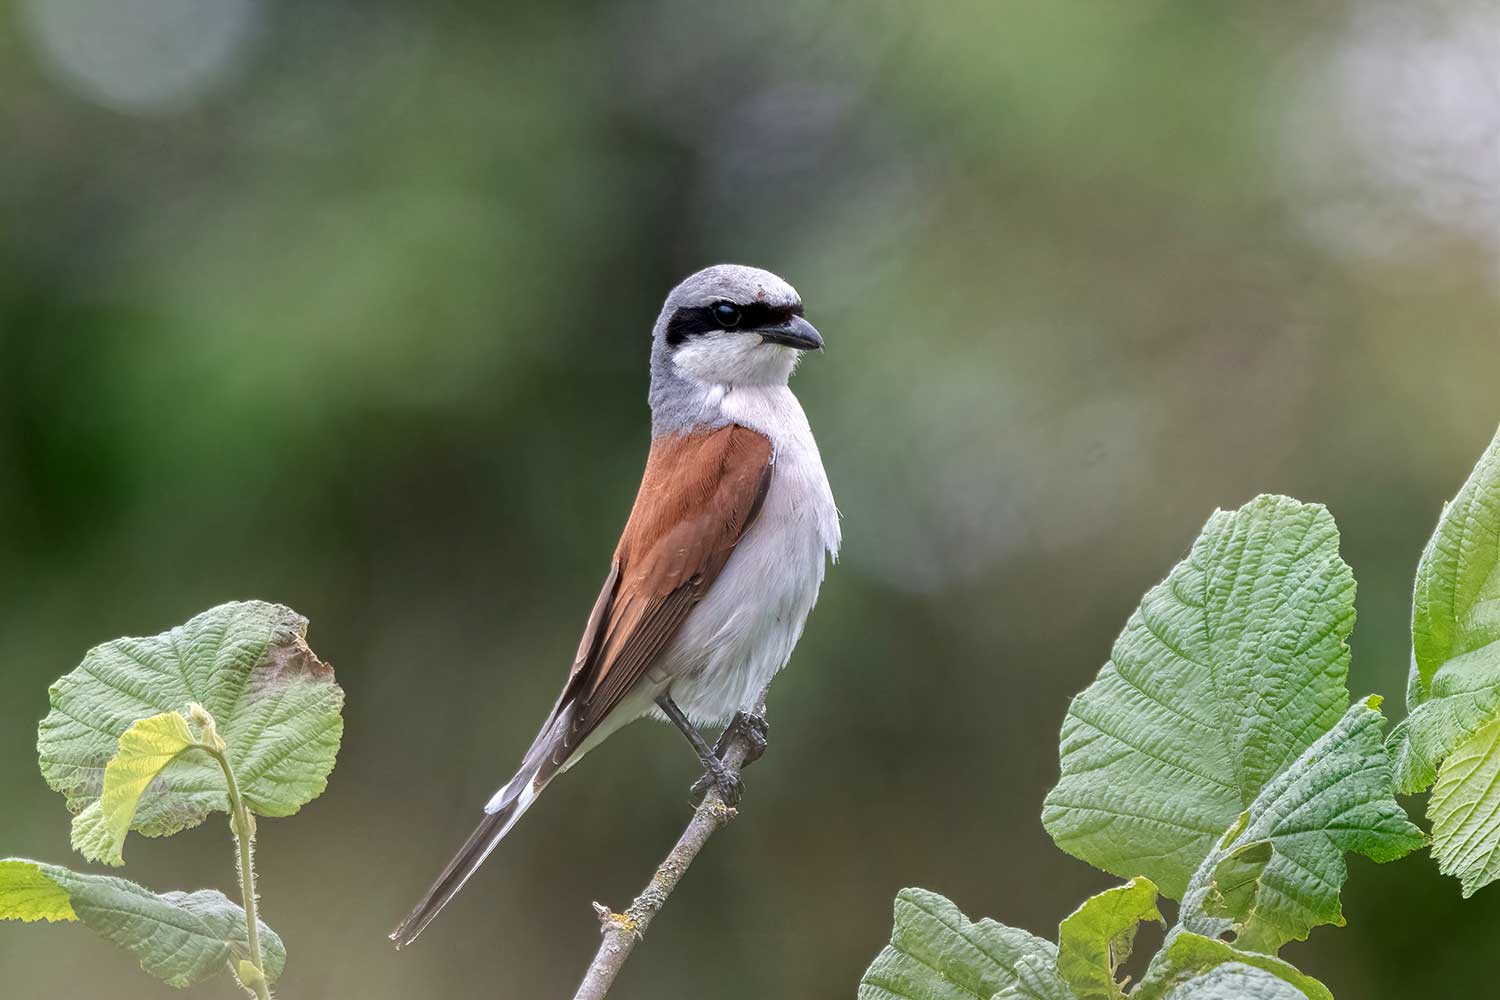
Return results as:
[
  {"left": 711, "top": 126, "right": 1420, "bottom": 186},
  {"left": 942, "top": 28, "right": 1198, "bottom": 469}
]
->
[{"left": 389, "top": 708, "right": 574, "bottom": 948}]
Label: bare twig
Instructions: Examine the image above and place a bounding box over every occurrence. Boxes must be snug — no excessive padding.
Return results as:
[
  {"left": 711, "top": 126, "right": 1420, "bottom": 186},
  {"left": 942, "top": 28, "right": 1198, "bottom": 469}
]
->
[{"left": 571, "top": 686, "right": 770, "bottom": 1000}]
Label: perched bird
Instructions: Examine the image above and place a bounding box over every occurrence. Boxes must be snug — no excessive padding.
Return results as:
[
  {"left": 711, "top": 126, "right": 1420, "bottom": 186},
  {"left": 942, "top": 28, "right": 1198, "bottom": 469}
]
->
[{"left": 391, "top": 264, "right": 841, "bottom": 948}]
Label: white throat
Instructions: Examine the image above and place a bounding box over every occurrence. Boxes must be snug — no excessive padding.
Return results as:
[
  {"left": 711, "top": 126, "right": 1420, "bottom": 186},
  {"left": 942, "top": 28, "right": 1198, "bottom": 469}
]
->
[{"left": 670, "top": 332, "right": 800, "bottom": 388}]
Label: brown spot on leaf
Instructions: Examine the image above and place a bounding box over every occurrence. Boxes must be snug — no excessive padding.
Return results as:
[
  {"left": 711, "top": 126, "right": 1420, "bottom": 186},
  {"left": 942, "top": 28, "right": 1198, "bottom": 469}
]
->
[{"left": 254, "top": 624, "right": 334, "bottom": 686}]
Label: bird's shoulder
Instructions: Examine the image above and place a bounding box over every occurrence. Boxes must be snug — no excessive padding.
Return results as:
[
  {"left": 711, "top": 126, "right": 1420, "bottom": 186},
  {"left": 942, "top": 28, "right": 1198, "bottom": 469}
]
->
[{"left": 614, "top": 423, "right": 773, "bottom": 582}]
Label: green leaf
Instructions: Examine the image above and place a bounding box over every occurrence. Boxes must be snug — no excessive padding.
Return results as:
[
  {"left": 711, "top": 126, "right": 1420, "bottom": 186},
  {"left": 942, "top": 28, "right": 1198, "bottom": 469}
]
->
[
  {"left": 0, "top": 860, "right": 76, "bottom": 922},
  {"left": 1387, "top": 425, "right": 1500, "bottom": 895},
  {"left": 1042, "top": 496, "right": 1356, "bottom": 897},
  {"left": 0, "top": 859, "right": 284, "bottom": 988},
  {"left": 1136, "top": 931, "right": 1331, "bottom": 1000},
  {"left": 1055, "top": 878, "right": 1161, "bottom": 1000},
  {"left": 1178, "top": 700, "right": 1422, "bottom": 952},
  {"left": 1428, "top": 715, "right": 1500, "bottom": 896},
  {"left": 995, "top": 955, "right": 1076, "bottom": 1000},
  {"left": 235, "top": 959, "right": 267, "bottom": 992},
  {"left": 1392, "top": 423, "right": 1500, "bottom": 794},
  {"left": 71, "top": 712, "right": 199, "bottom": 866},
  {"left": 38, "top": 601, "right": 343, "bottom": 839},
  {"left": 1409, "top": 425, "right": 1500, "bottom": 704},
  {"left": 1199, "top": 840, "right": 1271, "bottom": 946},
  {"left": 859, "top": 889, "right": 1059, "bottom": 1000},
  {"left": 1388, "top": 651, "right": 1500, "bottom": 794},
  {"left": 1160, "top": 963, "right": 1311, "bottom": 1000},
  {"left": 66, "top": 803, "right": 114, "bottom": 871}
]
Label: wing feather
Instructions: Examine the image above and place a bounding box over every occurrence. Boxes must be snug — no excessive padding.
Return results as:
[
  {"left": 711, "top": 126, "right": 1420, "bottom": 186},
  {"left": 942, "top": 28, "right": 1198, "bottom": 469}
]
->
[{"left": 555, "top": 424, "right": 773, "bottom": 753}]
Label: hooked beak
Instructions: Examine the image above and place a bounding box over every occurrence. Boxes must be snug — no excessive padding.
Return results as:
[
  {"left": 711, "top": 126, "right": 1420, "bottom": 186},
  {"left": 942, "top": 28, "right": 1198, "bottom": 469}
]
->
[{"left": 757, "top": 314, "right": 824, "bottom": 352}]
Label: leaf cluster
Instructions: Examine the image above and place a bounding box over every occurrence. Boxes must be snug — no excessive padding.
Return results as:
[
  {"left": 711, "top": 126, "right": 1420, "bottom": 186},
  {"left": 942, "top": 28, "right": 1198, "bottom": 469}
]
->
[
  {"left": 1, "top": 601, "right": 343, "bottom": 994},
  {"left": 863, "top": 429, "right": 1500, "bottom": 1000}
]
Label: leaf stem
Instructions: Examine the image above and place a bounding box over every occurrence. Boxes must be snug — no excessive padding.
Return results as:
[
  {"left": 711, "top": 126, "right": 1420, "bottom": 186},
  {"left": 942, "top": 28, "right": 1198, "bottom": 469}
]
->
[{"left": 201, "top": 743, "right": 273, "bottom": 1000}]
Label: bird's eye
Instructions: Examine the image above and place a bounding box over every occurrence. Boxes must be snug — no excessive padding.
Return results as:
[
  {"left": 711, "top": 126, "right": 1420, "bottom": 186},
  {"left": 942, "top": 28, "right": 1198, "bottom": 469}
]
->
[{"left": 712, "top": 302, "right": 742, "bottom": 327}]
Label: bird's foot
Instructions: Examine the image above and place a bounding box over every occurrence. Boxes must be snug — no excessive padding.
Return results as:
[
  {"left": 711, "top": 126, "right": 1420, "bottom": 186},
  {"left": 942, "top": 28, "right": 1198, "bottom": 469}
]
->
[
  {"left": 695, "top": 756, "right": 744, "bottom": 806},
  {"left": 722, "top": 711, "right": 769, "bottom": 765},
  {"left": 690, "top": 712, "right": 768, "bottom": 804}
]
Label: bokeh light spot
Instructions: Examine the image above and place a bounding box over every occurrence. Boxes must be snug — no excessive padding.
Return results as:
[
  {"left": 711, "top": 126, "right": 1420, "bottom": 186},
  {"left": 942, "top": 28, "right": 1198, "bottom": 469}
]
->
[{"left": 20, "top": 0, "right": 261, "bottom": 114}]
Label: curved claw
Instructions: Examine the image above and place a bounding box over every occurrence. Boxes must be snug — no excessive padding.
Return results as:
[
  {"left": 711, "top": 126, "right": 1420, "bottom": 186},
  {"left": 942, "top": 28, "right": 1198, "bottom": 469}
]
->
[
  {"left": 690, "top": 759, "right": 744, "bottom": 805},
  {"left": 733, "top": 713, "right": 769, "bottom": 765},
  {"left": 687, "top": 712, "right": 769, "bottom": 804}
]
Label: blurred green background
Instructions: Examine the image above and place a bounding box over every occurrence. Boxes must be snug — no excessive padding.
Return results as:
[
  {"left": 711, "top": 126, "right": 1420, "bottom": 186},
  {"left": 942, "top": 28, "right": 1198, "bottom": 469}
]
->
[{"left": 3, "top": 1, "right": 1498, "bottom": 997}]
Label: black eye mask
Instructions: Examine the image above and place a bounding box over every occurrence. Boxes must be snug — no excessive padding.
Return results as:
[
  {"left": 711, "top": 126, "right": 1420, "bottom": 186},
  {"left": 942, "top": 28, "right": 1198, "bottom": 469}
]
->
[{"left": 665, "top": 301, "right": 804, "bottom": 346}]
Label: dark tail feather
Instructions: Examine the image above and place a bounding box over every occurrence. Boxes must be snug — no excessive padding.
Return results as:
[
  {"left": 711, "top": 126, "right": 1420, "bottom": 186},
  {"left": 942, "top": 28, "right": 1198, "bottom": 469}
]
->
[
  {"left": 389, "top": 774, "right": 536, "bottom": 948},
  {"left": 391, "top": 705, "right": 581, "bottom": 948}
]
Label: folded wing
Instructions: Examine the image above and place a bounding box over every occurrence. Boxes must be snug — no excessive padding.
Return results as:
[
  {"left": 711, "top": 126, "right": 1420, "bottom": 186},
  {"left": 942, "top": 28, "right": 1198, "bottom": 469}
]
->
[{"left": 559, "top": 422, "right": 774, "bottom": 758}]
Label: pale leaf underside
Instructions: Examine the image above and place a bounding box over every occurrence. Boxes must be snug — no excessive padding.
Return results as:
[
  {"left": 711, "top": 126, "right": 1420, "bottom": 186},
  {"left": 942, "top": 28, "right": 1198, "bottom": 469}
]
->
[
  {"left": 72, "top": 712, "right": 198, "bottom": 866},
  {"left": 1429, "top": 716, "right": 1500, "bottom": 897}
]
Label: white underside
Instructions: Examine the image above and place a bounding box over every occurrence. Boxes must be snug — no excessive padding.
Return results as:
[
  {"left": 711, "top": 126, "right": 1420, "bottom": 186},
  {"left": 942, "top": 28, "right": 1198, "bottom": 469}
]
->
[{"left": 559, "top": 381, "right": 840, "bottom": 770}]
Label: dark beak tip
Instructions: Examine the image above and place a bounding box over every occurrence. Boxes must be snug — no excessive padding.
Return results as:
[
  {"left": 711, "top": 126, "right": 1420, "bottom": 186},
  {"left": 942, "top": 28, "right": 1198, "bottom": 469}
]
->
[{"left": 760, "top": 314, "right": 823, "bottom": 352}]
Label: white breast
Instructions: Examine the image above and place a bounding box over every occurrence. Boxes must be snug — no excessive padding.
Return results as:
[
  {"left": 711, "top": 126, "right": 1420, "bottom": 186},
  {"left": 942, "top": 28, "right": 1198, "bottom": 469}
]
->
[{"left": 656, "top": 384, "right": 840, "bottom": 724}]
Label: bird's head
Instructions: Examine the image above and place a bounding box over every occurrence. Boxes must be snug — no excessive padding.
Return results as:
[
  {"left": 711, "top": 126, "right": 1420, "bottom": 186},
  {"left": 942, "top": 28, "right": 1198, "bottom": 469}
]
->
[{"left": 652, "top": 264, "right": 822, "bottom": 388}]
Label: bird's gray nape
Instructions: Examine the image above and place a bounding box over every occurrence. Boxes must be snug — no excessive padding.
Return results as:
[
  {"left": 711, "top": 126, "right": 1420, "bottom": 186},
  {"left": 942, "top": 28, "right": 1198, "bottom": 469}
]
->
[{"left": 648, "top": 339, "right": 730, "bottom": 437}]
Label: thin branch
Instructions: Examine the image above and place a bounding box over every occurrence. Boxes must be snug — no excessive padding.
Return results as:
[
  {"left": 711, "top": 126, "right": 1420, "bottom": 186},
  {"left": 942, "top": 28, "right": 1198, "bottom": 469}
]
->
[{"left": 571, "top": 685, "right": 770, "bottom": 1000}]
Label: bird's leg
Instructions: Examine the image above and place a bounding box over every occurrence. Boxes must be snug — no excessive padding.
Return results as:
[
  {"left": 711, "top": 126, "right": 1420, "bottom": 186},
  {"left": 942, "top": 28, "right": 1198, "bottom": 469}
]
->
[
  {"left": 689, "top": 712, "right": 769, "bottom": 798},
  {"left": 655, "top": 694, "right": 743, "bottom": 806}
]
